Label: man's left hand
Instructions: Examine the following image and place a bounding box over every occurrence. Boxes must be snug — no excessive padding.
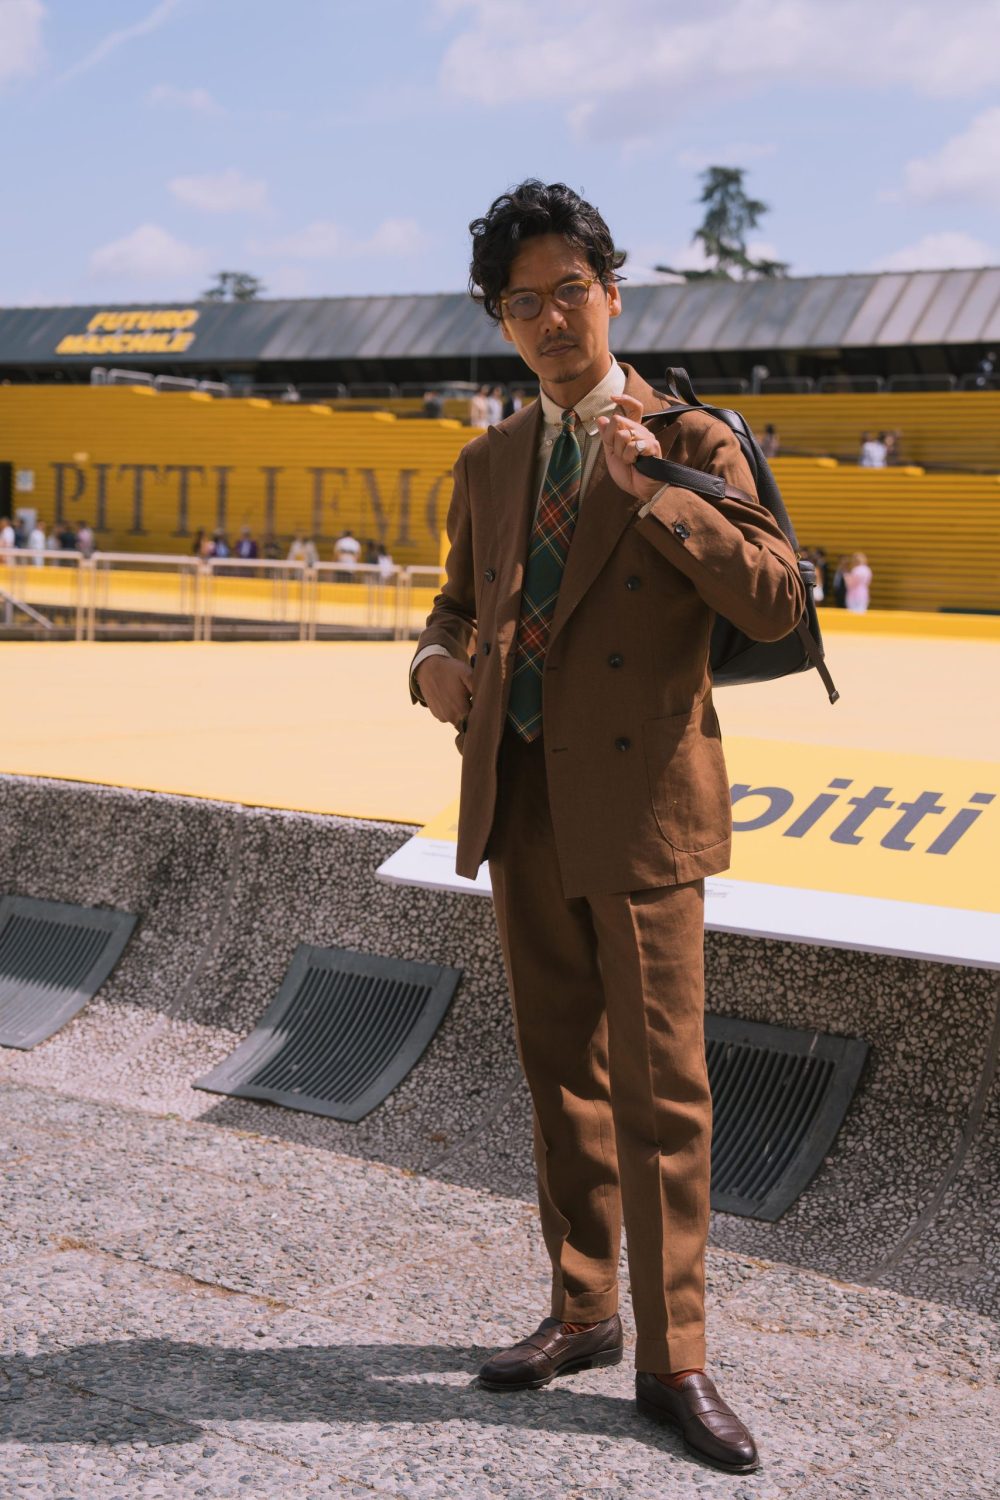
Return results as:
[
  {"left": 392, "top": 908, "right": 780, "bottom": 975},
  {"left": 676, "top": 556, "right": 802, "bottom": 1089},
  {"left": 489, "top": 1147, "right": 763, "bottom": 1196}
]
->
[{"left": 596, "top": 394, "right": 664, "bottom": 503}]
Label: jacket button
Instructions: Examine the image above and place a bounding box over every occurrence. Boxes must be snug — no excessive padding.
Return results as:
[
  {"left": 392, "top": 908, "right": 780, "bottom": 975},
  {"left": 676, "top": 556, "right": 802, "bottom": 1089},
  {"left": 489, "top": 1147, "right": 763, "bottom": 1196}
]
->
[
  {"left": 482, "top": 641, "right": 491, "bottom": 656},
  {"left": 625, "top": 575, "right": 641, "bottom": 591},
  {"left": 608, "top": 653, "right": 623, "bottom": 669},
  {"left": 672, "top": 521, "right": 691, "bottom": 540},
  {"left": 615, "top": 736, "right": 631, "bottom": 752},
  {"left": 484, "top": 567, "right": 496, "bottom": 582}
]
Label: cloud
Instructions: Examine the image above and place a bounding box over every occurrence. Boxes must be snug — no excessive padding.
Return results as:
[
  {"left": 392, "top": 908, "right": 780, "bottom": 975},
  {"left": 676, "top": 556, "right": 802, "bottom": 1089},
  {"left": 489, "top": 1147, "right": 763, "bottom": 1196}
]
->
[
  {"left": 438, "top": 0, "right": 1000, "bottom": 137},
  {"left": 259, "top": 217, "right": 431, "bottom": 260},
  {"left": 56, "top": 0, "right": 183, "bottom": 86},
  {"left": 898, "top": 108, "right": 1000, "bottom": 207},
  {"left": 870, "top": 232, "right": 997, "bottom": 273},
  {"left": 88, "top": 223, "right": 209, "bottom": 284},
  {"left": 0, "top": 0, "right": 45, "bottom": 87},
  {"left": 169, "top": 169, "right": 269, "bottom": 214},
  {"left": 147, "top": 83, "right": 224, "bottom": 115}
]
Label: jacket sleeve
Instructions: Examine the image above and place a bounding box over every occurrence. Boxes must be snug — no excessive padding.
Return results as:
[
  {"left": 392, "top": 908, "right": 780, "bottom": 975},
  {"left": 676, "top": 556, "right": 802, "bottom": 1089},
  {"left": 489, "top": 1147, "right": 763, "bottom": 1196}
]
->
[
  {"left": 633, "top": 417, "right": 805, "bottom": 643},
  {"left": 409, "top": 448, "right": 478, "bottom": 704}
]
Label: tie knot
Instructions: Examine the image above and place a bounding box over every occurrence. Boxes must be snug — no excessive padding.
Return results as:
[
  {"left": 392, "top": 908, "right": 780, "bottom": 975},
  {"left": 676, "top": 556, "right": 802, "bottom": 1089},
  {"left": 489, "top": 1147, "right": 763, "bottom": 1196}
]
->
[{"left": 561, "top": 408, "right": 577, "bottom": 429}]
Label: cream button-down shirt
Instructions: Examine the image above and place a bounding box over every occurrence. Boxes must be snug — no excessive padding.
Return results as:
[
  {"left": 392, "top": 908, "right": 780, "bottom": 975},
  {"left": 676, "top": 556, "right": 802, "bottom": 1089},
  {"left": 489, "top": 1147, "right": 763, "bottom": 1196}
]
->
[{"left": 411, "top": 358, "right": 665, "bottom": 689}]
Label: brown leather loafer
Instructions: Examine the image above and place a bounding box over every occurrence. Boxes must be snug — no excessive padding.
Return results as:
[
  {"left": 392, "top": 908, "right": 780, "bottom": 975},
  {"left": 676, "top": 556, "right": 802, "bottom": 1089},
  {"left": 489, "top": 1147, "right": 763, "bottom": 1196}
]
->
[
  {"left": 478, "top": 1314, "right": 623, "bottom": 1391},
  {"left": 635, "top": 1371, "right": 760, "bottom": 1473}
]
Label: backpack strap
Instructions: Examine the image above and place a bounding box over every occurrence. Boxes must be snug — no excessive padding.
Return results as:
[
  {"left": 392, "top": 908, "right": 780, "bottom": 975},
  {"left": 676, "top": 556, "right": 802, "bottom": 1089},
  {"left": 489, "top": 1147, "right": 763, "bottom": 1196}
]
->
[
  {"left": 634, "top": 453, "right": 757, "bottom": 508},
  {"left": 794, "top": 618, "right": 841, "bottom": 704}
]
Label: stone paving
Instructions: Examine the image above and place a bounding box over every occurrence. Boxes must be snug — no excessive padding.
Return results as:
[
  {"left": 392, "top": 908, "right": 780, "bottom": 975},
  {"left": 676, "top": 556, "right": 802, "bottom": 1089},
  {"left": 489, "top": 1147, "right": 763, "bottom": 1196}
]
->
[{"left": 0, "top": 1079, "right": 997, "bottom": 1500}]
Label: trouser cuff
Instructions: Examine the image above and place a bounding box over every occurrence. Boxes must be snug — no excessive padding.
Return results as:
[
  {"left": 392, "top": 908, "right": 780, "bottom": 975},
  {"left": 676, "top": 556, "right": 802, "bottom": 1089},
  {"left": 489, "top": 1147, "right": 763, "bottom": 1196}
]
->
[
  {"left": 634, "top": 1332, "right": 706, "bottom": 1373},
  {"left": 554, "top": 1286, "right": 619, "bottom": 1322}
]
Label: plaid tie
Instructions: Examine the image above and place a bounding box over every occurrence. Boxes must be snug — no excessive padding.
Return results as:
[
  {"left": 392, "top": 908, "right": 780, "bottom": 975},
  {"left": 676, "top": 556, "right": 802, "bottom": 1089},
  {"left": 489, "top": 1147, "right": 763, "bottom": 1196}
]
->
[{"left": 506, "top": 408, "right": 582, "bottom": 742}]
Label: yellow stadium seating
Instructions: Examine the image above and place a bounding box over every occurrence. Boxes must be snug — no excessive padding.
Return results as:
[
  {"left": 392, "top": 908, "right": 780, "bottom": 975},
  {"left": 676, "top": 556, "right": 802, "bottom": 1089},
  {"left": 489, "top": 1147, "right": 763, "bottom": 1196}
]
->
[
  {"left": 328, "top": 389, "right": 1000, "bottom": 472},
  {"left": 0, "top": 386, "right": 476, "bottom": 566},
  {"left": 2, "top": 387, "right": 998, "bottom": 614},
  {"left": 729, "top": 391, "right": 1000, "bottom": 473}
]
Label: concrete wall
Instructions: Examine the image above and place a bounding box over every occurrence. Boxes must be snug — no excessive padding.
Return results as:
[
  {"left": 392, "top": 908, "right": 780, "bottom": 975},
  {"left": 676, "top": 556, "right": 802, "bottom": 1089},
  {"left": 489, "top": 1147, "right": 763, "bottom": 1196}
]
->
[{"left": 0, "top": 771, "right": 996, "bottom": 1319}]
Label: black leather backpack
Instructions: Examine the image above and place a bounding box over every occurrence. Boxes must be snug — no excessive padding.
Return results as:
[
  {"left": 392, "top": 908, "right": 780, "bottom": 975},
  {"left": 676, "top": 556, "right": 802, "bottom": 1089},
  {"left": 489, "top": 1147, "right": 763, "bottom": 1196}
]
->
[{"left": 637, "top": 366, "right": 839, "bottom": 704}]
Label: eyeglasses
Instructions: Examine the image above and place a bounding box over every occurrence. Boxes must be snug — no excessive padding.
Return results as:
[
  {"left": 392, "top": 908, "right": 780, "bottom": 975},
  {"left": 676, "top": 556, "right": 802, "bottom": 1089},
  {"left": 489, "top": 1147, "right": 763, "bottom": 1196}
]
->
[{"left": 500, "top": 275, "right": 601, "bottom": 322}]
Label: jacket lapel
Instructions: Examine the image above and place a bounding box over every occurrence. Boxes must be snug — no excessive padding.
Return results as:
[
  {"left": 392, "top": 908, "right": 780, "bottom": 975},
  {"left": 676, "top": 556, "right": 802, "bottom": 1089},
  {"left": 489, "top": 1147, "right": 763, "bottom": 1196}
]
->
[
  {"left": 488, "top": 399, "right": 542, "bottom": 657},
  {"left": 548, "top": 366, "right": 668, "bottom": 647}
]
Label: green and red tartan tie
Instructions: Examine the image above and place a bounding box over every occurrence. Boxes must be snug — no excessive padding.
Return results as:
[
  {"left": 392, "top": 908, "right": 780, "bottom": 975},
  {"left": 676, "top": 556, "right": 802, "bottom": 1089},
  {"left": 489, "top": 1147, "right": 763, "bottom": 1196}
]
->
[{"left": 506, "top": 409, "right": 582, "bottom": 742}]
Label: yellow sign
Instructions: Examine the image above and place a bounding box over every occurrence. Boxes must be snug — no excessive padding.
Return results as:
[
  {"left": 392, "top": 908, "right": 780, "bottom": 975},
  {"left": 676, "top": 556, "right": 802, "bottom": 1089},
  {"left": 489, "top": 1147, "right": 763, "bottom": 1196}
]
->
[
  {"left": 55, "top": 308, "right": 200, "bottom": 356},
  {"left": 723, "top": 737, "right": 995, "bottom": 914},
  {"left": 416, "top": 737, "right": 998, "bottom": 916}
]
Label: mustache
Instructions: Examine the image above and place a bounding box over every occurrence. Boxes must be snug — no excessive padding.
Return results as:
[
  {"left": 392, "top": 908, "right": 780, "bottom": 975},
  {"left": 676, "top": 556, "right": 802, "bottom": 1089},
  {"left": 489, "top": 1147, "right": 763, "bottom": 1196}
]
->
[{"left": 539, "top": 338, "right": 577, "bottom": 353}]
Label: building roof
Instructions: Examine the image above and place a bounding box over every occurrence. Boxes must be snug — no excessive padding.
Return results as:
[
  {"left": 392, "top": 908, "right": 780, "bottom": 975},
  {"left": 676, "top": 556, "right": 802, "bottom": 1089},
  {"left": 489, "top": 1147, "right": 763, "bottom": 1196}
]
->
[{"left": 2, "top": 267, "right": 1000, "bottom": 366}]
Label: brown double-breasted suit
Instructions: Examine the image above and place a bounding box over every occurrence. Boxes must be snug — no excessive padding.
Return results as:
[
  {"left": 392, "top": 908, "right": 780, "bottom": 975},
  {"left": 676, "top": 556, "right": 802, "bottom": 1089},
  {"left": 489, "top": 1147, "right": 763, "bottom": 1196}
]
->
[{"left": 413, "top": 364, "right": 804, "bottom": 1370}]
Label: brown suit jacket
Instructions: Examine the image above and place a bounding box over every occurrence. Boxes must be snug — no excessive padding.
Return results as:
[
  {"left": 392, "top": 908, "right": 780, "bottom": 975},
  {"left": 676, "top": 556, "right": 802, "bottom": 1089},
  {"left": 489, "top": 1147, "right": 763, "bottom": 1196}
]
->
[{"left": 413, "top": 364, "right": 805, "bottom": 897}]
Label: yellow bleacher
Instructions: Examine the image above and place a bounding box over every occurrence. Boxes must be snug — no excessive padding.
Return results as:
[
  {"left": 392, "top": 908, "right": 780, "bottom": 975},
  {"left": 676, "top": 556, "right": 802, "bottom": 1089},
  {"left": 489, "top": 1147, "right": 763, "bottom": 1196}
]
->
[
  {"left": 327, "top": 389, "right": 1000, "bottom": 472},
  {"left": 769, "top": 457, "right": 1000, "bottom": 612},
  {"left": 0, "top": 386, "right": 473, "bottom": 565},
  {"left": 730, "top": 390, "right": 1000, "bottom": 472},
  {"left": 2, "top": 386, "right": 999, "bottom": 615}
]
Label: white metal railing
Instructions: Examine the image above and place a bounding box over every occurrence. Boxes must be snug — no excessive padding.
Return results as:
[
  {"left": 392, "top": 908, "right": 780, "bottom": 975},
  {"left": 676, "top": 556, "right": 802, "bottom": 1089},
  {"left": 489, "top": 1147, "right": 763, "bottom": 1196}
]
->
[{"left": 0, "top": 548, "right": 443, "bottom": 642}]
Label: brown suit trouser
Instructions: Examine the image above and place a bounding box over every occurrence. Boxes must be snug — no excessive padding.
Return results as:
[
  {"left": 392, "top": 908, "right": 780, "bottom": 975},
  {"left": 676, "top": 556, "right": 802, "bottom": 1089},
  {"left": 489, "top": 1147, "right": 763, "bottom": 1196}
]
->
[{"left": 487, "top": 730, "right": 712, "bottom": 1373}]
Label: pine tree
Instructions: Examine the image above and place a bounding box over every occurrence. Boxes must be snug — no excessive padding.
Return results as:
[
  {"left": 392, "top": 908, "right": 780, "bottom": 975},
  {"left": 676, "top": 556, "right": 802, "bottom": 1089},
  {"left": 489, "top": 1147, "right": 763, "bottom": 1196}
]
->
[
  {"left": 657, "top": 167, "right": 788, "bottom": 281},
  {"left": 201, "top": 271, "right": 266, "bottom": 302}
]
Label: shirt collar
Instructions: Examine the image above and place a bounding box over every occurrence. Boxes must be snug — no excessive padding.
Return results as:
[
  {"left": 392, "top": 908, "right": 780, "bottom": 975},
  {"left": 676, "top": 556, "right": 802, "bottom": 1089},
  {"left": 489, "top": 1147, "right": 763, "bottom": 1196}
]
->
[{"left": 539, "top": 358, "right": 626, "bottom": 435}]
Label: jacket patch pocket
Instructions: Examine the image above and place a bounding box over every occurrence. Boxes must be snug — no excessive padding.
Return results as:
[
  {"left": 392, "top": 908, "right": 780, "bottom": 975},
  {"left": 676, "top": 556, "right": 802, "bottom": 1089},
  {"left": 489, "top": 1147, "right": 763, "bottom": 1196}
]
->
[{"left": 641, "top": 701, "right": 730, "bottom": 852}]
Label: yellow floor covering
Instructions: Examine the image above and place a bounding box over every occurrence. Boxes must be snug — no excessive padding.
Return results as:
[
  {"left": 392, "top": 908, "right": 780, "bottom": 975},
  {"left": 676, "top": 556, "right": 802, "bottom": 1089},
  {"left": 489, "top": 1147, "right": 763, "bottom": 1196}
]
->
[{"left": 1, "top": 620, "right": 997, "bottom": 827}]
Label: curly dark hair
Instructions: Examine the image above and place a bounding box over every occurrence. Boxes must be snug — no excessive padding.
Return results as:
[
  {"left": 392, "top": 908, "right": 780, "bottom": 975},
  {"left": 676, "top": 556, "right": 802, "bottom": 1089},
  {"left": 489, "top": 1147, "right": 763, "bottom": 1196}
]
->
[{"left": 469, "top": 179, "right": 626, "bottom": 322}]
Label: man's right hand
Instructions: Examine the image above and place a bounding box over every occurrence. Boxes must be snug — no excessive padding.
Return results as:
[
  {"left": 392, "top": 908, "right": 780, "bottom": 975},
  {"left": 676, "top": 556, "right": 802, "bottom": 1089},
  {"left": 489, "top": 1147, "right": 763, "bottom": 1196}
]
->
[{"left": 415, "top": 653, "right": 475, "bottom": 727}]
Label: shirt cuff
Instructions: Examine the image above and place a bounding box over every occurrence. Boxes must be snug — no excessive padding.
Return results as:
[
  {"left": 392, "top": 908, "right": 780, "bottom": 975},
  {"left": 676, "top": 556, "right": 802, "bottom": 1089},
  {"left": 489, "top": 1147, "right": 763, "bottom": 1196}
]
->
[
  {"left": 410, "top": 644, "right": 451, "bottom": 703},
  {"left": 636, "top": 483, "right": 672, "bottom": 520}
]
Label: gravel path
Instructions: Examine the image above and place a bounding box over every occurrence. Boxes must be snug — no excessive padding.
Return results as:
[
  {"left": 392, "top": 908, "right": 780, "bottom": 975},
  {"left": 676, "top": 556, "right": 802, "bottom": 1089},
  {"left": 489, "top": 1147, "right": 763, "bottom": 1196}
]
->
[{"left": 0, "top": 1079, "right": 996, "bottom": 1499}]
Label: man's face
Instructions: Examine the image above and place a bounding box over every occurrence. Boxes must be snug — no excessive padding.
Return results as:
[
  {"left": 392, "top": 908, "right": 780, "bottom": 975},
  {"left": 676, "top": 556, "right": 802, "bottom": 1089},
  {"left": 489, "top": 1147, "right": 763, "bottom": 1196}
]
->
[{"left": 498, "top": 233, "right": 621, "bottom": 395}]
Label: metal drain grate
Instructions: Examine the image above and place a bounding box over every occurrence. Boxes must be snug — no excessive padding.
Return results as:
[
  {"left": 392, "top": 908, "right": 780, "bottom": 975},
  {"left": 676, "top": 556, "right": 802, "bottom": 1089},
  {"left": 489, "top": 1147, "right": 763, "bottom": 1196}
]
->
[
  {"left": 706, "top": 1015, "right": 868, "bottom": 1221},
  {"left": 195, "top": 946, "right": 462, "bottom": 1122},
  {"left": 0, "top": 896, "right": 138, "bottom": 1049}
]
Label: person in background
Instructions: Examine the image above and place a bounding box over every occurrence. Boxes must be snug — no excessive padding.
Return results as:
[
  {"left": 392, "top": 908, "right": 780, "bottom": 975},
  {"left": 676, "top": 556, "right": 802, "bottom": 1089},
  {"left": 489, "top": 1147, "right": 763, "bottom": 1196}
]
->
[
  {"left": 810, "top": 546, "right": 829, "bottom": 603},
  {"left": 334, "top": 527, "right": 362, "bottom": 579},
  {"left": 287, "top": 532, "right": 318, "bottom": 567},
  {"left": 831, "top": 555, "right": 849, "bottom": 608},
  {"left": 882, "top": 429, "right": 901, "bottom": 465},
  {"left": 363, "top": 537, "right": 380, "bottom": 566},
  {"left": 212, "top": 530, "right": 231, "bottom": 559},
  {"left": 262, "top": 532, "right": 282, "bottom": 561},
  {"left": 233, "top": 525, "right": 258, "bottom": 578},
  {"left": 280, "top": 384, "right": 301, "bottom": 403},
  {"left": 76, "top": 521, "right": 95, "bottom": 559},
  {"left": 487, "top": 385, "right": 505, "bottom": 425},
  {"left": 423, "top": 389, "right": 445, "bottom": 419},
  {"left": 759, "top": 423, "right": 780, "bottom": 458},
  {"left": 0, "top": 515, "right": 15, "bottom": 556},
  {"left": 58, "top": 520, "right": 77, "bottom": 551},
  {"left": 859, "top": 431, "right": 887, "bottom": 467},
  {"left": 28, "top": 518, "right": 47, "bottom": 558},
  {"left": 191, "top": 528, "right": 205, "bottom": 557},
  {"left": 469, "top": 385, "right": 490, "bottom": 426},
  {"left": 844, "top": 551, "right": 872, "bottom": 612},
  {"left": 199, "top": 532, "right": 217, "bottom": 561},
  {"left": 376, "top": 543, "right": 395, "bottom": 582},
  {"left": 235, "top": 526, "right": 259, "bottom": 562}
]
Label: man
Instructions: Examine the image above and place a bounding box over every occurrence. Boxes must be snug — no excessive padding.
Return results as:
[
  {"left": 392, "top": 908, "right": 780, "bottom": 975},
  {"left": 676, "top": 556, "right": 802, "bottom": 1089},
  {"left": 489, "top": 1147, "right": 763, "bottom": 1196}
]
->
[
  {"left": 334, "top": 528, "right": 362, "bottom": 579},
  {"left": 410, "top": 181, "right": 804, "bottom": 1476}
]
